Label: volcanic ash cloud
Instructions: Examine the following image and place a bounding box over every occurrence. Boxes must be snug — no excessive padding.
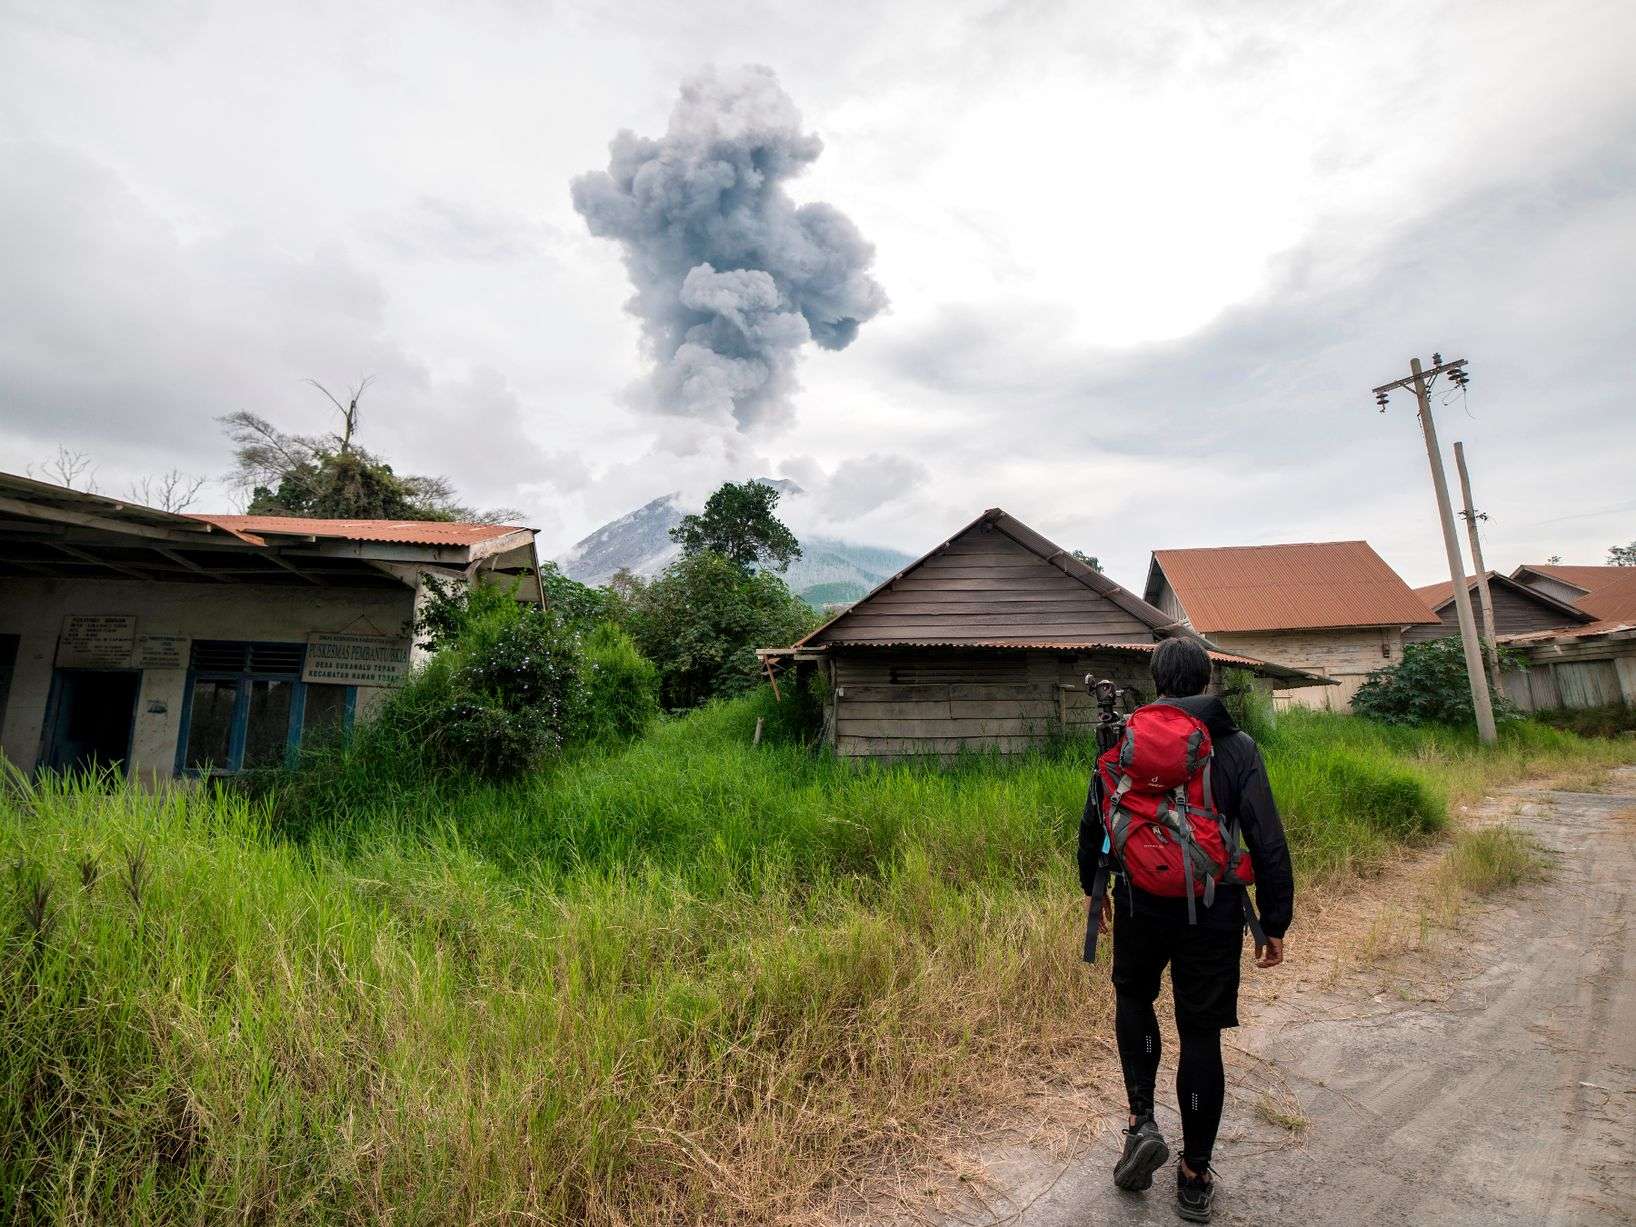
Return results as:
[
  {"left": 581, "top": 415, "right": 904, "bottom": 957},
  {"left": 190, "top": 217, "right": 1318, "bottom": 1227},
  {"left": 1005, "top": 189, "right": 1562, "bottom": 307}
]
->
[{"left": 571, "top": 65, "right": 887, "bottom": 431}]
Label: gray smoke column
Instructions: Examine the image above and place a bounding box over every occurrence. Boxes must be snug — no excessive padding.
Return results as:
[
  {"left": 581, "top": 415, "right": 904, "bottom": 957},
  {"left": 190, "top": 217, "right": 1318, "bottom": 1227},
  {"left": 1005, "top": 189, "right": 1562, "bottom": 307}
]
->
[{"left": 572, "top": 66, "right": 887, "bottom": 430}]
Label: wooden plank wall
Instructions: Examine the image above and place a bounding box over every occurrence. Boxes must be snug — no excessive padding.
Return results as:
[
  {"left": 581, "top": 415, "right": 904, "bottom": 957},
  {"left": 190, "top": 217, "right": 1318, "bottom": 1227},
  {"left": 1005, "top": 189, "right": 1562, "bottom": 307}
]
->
[
  {"left": 1404, "top": 582, "right": 1588, "bottom": 643},
  {"left": 831, "top": 650, "right": 1154, "bottom": 759},
  {"left": 821, "top": 522, "right": 1152, "bottom": 645}
]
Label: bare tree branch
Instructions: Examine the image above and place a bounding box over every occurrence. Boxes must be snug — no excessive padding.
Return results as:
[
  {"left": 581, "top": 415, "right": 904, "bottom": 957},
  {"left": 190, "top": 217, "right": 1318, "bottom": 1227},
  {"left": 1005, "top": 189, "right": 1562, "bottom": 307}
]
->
[
  {"left": 129, "top": 469, "right": 208, "bottom": 513},
  {"left": 27, "top": 446, "right": 100, "bottom": 492}
]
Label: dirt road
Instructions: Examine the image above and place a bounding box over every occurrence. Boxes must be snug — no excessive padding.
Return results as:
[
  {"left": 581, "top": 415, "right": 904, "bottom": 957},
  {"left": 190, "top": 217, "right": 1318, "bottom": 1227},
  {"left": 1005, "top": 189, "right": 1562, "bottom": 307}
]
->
[{"left": 933, "top": 770, "right": 1636, "bottom": 1226}]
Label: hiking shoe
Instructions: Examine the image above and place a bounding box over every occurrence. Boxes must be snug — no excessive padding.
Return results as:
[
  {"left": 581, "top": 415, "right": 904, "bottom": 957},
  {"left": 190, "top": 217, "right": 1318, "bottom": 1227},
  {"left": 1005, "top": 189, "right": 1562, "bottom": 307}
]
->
[
  {"left": 1112, "top": 1116, "right": 1169, "bottom": 1192},
  {"left": 1175, "top": 1162, "right": 1216, "bottom": 1222}
]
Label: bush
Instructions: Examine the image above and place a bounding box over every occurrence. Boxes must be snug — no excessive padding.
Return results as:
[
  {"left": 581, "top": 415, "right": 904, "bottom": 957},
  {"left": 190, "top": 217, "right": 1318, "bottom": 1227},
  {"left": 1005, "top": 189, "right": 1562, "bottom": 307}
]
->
[
  {"left": 400, "top": 599, "right": 584, "bottom": 779},
  {"left": 1353, "top": 637, "right": 1521, "bottom": 727},
  {"left": 578, "top": 624, "right": 661, "bottom": 743}
]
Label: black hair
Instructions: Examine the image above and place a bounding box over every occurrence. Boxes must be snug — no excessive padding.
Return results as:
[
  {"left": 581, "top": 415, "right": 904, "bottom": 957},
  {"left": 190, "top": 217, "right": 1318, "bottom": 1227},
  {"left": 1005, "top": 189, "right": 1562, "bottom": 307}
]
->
[{"left": 1151, "top": 637, "right": 1212, "bottom": 698}]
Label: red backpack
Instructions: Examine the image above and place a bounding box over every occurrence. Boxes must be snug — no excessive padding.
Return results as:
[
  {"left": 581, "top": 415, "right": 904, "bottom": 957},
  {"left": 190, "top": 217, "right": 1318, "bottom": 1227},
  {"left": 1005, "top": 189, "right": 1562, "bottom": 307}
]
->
[{"left": 1096, "top": 703, "right": 1254, "bottom": 924}]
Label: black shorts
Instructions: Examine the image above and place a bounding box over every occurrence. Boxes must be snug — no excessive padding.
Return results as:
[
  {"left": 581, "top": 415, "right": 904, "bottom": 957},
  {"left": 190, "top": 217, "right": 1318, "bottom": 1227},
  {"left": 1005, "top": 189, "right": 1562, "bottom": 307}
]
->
[{"left": 1110, "top": 908, "right": 1243, "bottom": 1032}]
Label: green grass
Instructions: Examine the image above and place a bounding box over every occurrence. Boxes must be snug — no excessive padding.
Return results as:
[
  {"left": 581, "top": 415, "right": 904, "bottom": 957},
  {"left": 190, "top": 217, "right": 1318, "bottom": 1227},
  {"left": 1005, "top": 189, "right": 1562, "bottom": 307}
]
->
[{"left": 2, "top": 695, "right": 1630, "bottom": 1224}]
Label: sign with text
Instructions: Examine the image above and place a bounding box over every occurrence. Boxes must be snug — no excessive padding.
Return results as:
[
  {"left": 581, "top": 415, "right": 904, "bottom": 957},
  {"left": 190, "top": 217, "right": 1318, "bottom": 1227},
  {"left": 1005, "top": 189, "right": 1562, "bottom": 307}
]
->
[
  {"left": 56, "top": 615, "right": 137, "bottom": 668},
  {"left": 302, "top": 632, "right": 411, "bottom": 687},
  {"left": 135, "top": 635, "right": 188, "bottom": 670}
]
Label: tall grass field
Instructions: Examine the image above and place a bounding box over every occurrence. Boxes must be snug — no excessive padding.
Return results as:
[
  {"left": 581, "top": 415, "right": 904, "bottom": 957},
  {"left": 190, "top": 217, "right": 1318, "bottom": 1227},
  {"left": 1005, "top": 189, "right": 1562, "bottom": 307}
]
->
[{"left": 2, "top": 695, "right": 1629, "bottom": 1224}]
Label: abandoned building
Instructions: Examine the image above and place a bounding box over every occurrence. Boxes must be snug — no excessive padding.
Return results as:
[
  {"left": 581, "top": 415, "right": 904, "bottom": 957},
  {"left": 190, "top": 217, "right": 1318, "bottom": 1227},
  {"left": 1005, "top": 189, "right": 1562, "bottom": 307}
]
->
[
  {"left": 0, "top": 472, "right": 541, "bottom": 781},
  {"left": 759, "top": 508, "right": 1327, "bottom": 758},
  {"left": 1495, "top": 565, "right": 1636, "bottom": 709},
  {"left": 1143, "top": 541, "right": 1441, "bottom": 712},
  {"left": 1407, "top": 571, "right": 1597, "bottom": 645}
]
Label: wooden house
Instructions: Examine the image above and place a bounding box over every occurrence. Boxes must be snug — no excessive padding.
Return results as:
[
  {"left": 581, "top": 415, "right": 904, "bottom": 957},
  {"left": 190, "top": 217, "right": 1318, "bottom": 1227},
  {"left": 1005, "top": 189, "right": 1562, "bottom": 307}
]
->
[
  {"left": 1407, "top": 572, "right": 1594, "bottom": 644},
  {"left": 1143, "top": 541, "right": 1441, "bottom": 712},
  {"left": 759, "top": 509, "right": 1328, "bottom": 759},
  {"left": 1495, "top": 565, "right": 1636, "bottom": 709}
]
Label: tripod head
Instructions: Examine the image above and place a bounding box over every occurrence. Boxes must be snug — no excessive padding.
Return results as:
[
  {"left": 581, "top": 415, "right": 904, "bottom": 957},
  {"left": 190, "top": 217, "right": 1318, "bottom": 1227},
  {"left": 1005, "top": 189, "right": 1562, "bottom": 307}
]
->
[{"left": 1084, "top": 676, "right": 1142, "bottom": 755}]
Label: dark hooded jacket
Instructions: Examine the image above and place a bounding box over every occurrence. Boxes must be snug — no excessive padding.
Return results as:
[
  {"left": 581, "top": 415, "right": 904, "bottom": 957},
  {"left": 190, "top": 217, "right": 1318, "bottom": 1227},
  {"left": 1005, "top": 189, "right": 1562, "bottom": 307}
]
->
[{"left": 1076, "top": 693, "right": 1294, "bottom": 939}]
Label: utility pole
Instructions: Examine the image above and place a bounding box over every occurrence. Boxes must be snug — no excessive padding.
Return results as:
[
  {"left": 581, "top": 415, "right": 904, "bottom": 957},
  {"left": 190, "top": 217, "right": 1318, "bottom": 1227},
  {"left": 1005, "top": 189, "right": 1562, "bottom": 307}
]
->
[
  {"left": 1371, "top": 355, "right": 1497, "bottom": 745},
  {"left": 1454, "top": 441, "right": 1504, "bottom": 696}
]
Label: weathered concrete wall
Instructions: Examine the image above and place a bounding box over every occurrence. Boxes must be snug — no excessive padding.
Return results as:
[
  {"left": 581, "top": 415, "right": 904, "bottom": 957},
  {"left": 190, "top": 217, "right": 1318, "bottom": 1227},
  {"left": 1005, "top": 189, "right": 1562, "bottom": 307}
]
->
[{"left": 0, "top": 577, "right": 415, "bottom": 778}]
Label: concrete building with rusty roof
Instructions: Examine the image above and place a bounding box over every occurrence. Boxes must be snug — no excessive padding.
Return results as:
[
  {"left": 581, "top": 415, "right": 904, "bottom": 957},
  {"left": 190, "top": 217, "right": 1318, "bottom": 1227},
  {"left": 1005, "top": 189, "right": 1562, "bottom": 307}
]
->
[
  {"left": 760, "top": 508, "right": 1330, "bottom": 759},
  {"left": 1143, "top": 540, "right": 1441, "bottom": 712},
  {"left": 0, "top": 471, "right": 542, "bottom": 781}
]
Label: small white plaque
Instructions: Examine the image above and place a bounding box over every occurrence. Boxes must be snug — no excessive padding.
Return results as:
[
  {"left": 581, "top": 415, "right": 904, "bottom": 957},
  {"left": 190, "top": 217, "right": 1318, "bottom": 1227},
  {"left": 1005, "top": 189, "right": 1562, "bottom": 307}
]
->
[{"left": 56, "top": 614, "right": 137, "bottom": 668}]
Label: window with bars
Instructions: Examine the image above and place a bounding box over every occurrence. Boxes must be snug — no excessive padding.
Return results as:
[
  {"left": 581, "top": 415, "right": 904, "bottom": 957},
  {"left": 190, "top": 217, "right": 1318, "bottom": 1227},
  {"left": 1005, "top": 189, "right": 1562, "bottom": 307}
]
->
[{"left": 177, "top": 640, "right": 355, "bottom": 774}]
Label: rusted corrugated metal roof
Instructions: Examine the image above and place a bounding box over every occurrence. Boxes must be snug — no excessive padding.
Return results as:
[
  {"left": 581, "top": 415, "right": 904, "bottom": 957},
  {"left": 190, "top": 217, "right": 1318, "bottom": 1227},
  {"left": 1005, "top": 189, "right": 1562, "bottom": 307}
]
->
[
  {"left": 762, "top": 638, "right": 1334, "bottom": 686},
  {"left": 1502, "top": 620, "right": 1636, "bottom": 644},
  {"left": 1515, "top": 564, "right": 1636, "bottom": 624},
  {"left": 194, "top": 515, "right": 527, "bottom": 547},
  {"left": 1152, "top": 541, "right": 1441, "bottom": 633}
]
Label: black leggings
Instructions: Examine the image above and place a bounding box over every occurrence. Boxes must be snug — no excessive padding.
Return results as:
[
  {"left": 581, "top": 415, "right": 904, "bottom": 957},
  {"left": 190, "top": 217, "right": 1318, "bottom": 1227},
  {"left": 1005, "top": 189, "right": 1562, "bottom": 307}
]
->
[{"left": 1115, "top": 993, "right": 1225, "bottom": 1169}]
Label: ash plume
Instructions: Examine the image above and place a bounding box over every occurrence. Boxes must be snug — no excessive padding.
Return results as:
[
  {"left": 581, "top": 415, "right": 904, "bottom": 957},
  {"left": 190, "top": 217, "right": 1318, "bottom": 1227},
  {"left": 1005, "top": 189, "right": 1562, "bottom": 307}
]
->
[{"left": 572, "top": 66, "right": 887, "bottom": 431}]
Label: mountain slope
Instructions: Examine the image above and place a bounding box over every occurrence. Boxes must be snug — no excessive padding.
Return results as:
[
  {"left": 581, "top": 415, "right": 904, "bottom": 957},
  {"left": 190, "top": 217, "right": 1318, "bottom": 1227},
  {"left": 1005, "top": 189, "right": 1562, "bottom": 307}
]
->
[{"left": 556, "top": 490, "right": 913, "bottom": 608}]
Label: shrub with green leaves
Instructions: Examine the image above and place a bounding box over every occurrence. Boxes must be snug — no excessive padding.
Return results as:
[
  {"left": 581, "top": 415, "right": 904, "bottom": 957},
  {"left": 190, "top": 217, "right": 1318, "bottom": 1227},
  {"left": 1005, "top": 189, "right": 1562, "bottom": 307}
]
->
[
  {"left": 1353, "top": 637, "right": 1521, "bottom": 727},
  {"left": 577, "top": 624, "right": 661, "bottom": 743},
  {"left": 406, "top": 599, "right": 585, "bottom": 779}
]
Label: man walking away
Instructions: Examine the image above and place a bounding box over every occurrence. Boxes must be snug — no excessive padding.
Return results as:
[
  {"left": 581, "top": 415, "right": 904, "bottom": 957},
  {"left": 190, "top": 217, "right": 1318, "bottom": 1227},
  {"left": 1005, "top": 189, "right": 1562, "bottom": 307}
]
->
[{"left": 1078, "top": 637, "right": 1294, "bottom": 1223}]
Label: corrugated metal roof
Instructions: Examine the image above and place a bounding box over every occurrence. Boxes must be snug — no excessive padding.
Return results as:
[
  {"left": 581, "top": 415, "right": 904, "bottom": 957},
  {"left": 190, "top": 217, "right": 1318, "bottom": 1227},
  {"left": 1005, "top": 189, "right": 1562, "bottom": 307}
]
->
[
  {"left": 1502, "top": 620, "right": 1636, "bottom": 644},
  {"left": 1152, "top": 541, "right": 1441, "bottom": 633},
  {"left": 834, "top": 639, "right": 1263, "bottom": 664},
  {"left": 194, "top": 515, "right": 526, "bottom": 547},
  {"left": 765, "top": 638, "right": 1333, "bottom": 686},
  {"left": 1412, "top": 573, "right": 1491, "bottom": 609},
  {"left": 1517, "top": 564, "right": 1636, "bottom": 624},
  {"left": 1415, "top": 572, "right": 1594, "bottom": 626}
]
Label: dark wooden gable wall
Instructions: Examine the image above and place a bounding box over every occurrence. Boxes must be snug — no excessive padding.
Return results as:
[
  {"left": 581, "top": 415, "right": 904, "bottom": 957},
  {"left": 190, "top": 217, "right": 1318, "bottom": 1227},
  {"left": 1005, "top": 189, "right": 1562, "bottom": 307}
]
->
[
  {"left": 819, "top": 520, "right": 1153, "bottom": 645},
  {"left": 1404, "top": 579, "right": 1590, "bottom": 644}
]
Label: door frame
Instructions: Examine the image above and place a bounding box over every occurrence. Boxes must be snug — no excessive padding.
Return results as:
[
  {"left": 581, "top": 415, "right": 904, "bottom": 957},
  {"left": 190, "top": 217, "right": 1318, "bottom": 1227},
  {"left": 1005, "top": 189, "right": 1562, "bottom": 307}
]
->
[{"left": 38, "top": 666, "right": 144, "bottom": 775}]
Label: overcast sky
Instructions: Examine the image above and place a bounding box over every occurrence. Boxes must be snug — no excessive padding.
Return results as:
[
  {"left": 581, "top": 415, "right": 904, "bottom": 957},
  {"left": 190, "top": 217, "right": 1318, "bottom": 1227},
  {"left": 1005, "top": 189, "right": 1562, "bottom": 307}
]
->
[{"left": 2, "top": 0, "right": 1633, "bottom": 590}]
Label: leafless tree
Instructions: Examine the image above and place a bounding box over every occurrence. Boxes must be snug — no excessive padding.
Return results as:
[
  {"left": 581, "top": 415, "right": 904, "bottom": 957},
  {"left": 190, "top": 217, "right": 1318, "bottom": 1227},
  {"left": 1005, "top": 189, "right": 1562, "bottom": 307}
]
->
[
  {"left": 129, "top": 469, "right": 208, "bottom": 513},
  {"left": 305, "top": 376, "right": 375, "bottom": 455},
  {"left": 28, "top": 446, "right": 99, "bottom": 492}
]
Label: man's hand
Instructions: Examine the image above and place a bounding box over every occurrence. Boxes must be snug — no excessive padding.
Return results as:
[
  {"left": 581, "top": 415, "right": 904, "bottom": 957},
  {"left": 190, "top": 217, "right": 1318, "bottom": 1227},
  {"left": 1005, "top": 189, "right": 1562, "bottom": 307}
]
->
[
  {"left": 1086, "top": 892, "right": 1112, "bottom": 934},
  {"left": 1254, "top": 935, "right": 1284, "bottom": 968}
]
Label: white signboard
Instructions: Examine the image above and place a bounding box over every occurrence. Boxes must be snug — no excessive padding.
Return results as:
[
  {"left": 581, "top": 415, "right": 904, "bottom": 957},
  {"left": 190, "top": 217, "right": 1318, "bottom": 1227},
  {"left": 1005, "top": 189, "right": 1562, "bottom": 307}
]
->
[
  {"left": 135, "top": 635, "right": 189, "bottom": 670},
  {"left": 56, "top": 615, "right": 137, "bottom": 668},
  {"left": 302, "top": 632, "right": 411, "bottom": 687}
]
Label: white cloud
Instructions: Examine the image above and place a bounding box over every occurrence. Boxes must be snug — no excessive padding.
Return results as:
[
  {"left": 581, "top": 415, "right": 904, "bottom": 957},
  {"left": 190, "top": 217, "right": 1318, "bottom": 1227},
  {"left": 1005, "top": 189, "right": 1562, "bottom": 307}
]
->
[{"left": 0, "top": 0, "right": 1631, "bottom": 578}]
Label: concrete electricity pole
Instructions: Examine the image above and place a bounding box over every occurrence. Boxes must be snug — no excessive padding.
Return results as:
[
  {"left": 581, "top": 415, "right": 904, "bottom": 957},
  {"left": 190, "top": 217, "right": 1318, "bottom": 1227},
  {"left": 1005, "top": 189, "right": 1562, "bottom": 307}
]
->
[
  {"left": 1454, "top": 441, "right": 1504, "bottom": 696},
  {"left": 1371, "top": 355, "right": 1497, "bottom": 745}
]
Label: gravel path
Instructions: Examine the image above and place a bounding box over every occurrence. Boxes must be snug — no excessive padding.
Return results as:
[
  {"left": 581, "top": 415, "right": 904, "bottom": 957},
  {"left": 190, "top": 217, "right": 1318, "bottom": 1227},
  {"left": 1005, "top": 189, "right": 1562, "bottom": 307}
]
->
[{"left": 931, "top": 768, "right": 1636, "bottom": 1227}]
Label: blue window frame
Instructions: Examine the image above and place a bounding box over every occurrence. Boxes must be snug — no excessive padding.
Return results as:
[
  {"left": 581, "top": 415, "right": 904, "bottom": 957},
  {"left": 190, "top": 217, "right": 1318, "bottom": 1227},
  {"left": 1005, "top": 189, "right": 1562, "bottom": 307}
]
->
[{"left": 174, "top": 640, "right": 356, "bottom": 775}]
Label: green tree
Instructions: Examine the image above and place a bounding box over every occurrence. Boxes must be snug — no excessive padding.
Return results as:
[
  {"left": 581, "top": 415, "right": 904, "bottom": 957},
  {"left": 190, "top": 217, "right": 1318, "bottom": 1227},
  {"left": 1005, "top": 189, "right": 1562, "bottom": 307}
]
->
[
  {"left": 220, "top": 379, "right": 519, "bottom": 523},
  {"left": 1608, "top": 540, "right": 1636, "bottom": 566},
  {"left": 1071, "top": 550, "right": 1103, "bottom": 573},
  {"left": 669, "top": 480, "right": 802, "bottom": 573},
  {"left": 626, "top": 551, "right": 818, "bottom": 709}
]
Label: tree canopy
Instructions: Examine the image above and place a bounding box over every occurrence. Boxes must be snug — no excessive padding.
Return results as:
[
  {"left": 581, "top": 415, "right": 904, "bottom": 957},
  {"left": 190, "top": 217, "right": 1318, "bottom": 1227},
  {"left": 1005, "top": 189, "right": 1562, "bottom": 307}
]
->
[
  {"left": 1609, "top": 540, "right": 1635, "bottom": 566},
  {"left": 624, "top": 551, "right": 817, "bottom": 709},
  {"left": 669, "top": 480, "right": 801, "bottom": 573},
  {"left": 220, "top": 380, "right": 518, "bottom": 523}
]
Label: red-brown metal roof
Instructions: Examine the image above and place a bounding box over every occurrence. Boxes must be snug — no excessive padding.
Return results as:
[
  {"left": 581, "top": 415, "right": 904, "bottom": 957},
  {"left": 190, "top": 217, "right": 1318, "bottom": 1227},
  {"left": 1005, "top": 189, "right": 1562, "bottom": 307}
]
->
[
  {"left": 1151, "top": 541, "right": 1441, "bottom": 633},
  {"left": 194, "top": 515, "right": 526, "bottom": 547},
  {"left": 1515, "top": 564, "right": 1636, "bottom": 625}
]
